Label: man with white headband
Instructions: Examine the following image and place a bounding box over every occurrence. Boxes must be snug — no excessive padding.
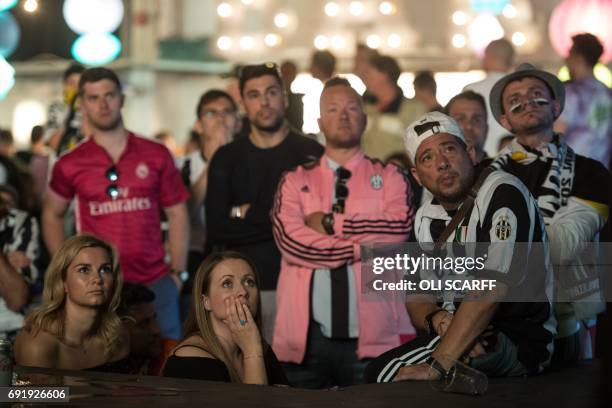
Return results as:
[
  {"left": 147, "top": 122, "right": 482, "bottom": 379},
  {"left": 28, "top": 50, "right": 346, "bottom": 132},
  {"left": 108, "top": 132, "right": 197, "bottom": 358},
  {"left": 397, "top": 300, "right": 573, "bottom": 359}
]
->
[
  {"left": 490, "top": 63, "right": 611, "bottom": 366},
  {"left": 364, "top": 111, "right": 556, "bottom": 383}
]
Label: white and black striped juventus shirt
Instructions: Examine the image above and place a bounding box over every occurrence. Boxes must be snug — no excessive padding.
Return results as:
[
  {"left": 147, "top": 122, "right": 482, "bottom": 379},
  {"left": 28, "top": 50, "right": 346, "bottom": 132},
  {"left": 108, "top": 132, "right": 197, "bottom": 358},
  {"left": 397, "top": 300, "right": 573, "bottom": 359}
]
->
[
  {"left": 413, "top": 169, "right": 557, "bottom": 373},
  {"left": 0, "top": 207, "right": 40, "bottom": 334}
]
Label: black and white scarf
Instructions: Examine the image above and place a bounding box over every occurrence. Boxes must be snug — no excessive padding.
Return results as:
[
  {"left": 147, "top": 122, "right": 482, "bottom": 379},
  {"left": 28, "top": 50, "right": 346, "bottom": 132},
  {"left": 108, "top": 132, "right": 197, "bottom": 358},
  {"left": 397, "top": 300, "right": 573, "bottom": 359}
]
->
[{"left": 491, "top": 135, "right": 576, "bottom": 226}]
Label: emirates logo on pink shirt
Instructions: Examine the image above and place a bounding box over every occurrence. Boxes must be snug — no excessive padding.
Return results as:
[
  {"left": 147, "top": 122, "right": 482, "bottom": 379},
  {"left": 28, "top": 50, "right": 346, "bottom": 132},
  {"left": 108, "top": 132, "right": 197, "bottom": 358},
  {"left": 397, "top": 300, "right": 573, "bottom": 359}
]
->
[{"left": 136, "top": 163, "right": 149, "bottom": 179}]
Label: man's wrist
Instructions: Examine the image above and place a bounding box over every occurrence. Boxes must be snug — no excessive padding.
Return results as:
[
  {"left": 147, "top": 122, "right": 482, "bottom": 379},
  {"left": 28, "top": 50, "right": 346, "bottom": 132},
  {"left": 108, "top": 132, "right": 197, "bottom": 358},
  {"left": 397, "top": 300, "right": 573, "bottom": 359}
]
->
[
  {"left": 321, "top": 212, "right": 334, "bottom": 235},
  {"left": 170, "top": 268, "right": 189, "bottom": 283},
  {"left": 231, "top": 205, "right": 242, "bottom": 219}
]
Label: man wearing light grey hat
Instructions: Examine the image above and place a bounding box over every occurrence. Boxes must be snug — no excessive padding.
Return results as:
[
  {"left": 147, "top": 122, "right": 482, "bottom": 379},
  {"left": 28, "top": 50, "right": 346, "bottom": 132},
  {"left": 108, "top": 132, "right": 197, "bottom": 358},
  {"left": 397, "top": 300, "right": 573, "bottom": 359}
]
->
[
  {"left": 364, "top": 111, "right": 556, "bottom": 383},
  {"left": 489, "top": 63, "right": 611, "bottom": 367}
]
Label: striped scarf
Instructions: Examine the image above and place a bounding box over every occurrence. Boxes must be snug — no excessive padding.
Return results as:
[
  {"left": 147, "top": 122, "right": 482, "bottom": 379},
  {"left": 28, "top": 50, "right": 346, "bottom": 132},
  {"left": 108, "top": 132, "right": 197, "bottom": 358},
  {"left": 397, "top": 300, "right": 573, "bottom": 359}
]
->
[{"left": 490, "top": 135, "right": 576, "bottom": 226}]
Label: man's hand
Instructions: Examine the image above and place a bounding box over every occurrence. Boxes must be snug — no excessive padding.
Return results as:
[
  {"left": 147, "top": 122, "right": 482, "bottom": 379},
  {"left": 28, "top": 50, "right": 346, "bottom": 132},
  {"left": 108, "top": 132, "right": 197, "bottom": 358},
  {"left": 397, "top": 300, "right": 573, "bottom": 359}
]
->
[
  {"left": 433, "top": 311, "right": 453, "bottom": 337},
  {"left": 393, "top": 363, "right": 441, "bottom": 382},
  {"left": 230, "top": 204, "right": 251, "bottom": 219},
  {"left": 305, "top": 212, "right": 326, "bottom": 234}
]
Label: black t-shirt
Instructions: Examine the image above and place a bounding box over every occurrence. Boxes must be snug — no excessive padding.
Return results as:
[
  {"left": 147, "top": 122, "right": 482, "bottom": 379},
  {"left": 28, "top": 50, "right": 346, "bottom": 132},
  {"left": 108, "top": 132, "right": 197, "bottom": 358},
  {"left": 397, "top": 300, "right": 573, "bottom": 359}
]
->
[
  {"left": 206, "top": 130, "right": 323, "bottom": 290},
  {"left": 163, "top": 346, "right": 289, "bottom": 385}
]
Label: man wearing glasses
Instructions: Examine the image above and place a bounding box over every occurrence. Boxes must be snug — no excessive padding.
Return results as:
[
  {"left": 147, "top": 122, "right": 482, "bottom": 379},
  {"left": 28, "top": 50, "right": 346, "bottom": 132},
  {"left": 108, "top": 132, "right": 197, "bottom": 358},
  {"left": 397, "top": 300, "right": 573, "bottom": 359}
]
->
[
  {"left": 42, "top": 67, "right": 190, "bottom": 341},
  {"left": 205, "top": 63, "right": 323, "bottom": 343},
  {"left": 272, "top": 77, "right": 414, "bottom": 388},
  {"left": 489, "top": 63, "right": 611, "bottom": 366},
  {"left": 178, "top": 89, "right": 239, "bottom": 319}
]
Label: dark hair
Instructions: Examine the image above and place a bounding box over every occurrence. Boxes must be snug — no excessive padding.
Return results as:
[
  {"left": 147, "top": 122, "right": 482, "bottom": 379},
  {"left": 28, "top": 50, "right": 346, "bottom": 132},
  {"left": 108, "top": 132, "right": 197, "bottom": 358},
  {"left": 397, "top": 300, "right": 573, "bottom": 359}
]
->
[
  {"left": 445, "top": 90, "right": 488, "bottom": 117},
  {"left": 311, "top": 50, "right": 337, "bottom": 79},
  {"left": 0, "top": 129, "right": 13, "bottom": 145},
  {"left": 30, "top": 125, "right": 44, "bottom": 145},
  {"left": 370, "top": 55, "right": 401, "bottom": 84},
  {"left": 78, "top": 67, "right": 122, "bottom": 95},
  {"left": 196, "top": 89, "right": 237, "bottom": 118},
  {"left": 63, "top": 63, "right": 85, "bottom": 81},
  {"left": 238, "top": 63, "right": 283, "bottom": 96},
  {"left": 323, "top": 76, "right": 352, "bottom": 91},
  {"left": 413, "top": 71, "right": 437, "bottom": 94},
  {"left": 571, "top": 33, "right": 604, "bottom": 67},
  {"left": 117, "top": 282, "right": 156, "bottom": 317}
]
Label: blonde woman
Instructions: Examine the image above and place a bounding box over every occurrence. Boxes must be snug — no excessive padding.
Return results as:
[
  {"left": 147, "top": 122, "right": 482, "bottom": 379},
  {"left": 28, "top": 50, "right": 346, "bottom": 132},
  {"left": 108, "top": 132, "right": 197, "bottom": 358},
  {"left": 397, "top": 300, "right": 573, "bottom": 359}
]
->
[
  {"left": 163, "top": 251, "right": 287, "bottom": 385},
  {"left": 14, "top": 235, "right": 129, "bottom": 372}
]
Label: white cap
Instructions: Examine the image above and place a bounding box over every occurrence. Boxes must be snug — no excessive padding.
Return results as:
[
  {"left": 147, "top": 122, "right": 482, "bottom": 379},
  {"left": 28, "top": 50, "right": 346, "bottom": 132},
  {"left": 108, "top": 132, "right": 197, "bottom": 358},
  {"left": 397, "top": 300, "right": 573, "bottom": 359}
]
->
[{"left": 405, "top": 111, "right": 465, "bottom": 163}]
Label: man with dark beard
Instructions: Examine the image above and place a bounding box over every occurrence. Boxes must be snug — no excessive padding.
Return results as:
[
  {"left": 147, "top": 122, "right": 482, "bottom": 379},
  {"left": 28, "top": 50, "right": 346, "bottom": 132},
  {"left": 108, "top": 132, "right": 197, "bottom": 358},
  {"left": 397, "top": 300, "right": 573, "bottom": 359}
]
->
[
  {"left": 43, "top": 67, "right": 190, "bottom": 342},
  {"left": 364, "top": 111, "right": 556, "bottom": 383},
  {"left": 489, "top": 63, "right": 611, "bottom": 366},
  {"left": 206, "top": 63, "right": 323, "bottom": 343}
]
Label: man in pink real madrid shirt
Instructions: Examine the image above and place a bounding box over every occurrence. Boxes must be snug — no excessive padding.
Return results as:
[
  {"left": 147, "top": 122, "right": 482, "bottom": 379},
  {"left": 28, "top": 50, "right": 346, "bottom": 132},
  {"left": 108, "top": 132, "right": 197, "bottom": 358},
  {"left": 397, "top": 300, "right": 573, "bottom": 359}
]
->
[{"left": 42, "top": 67, "right": 190, "bottom": 340}]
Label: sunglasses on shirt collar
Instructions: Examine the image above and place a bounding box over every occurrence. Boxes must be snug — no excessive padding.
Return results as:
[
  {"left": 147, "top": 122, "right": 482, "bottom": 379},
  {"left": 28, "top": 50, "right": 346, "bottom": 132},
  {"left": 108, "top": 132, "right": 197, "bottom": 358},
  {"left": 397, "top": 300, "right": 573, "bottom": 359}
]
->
[
  {"left": 106, "top": 166, "right": 119, "bottom": 200},
  {"left": 332, "top": 167, "right": 351, "bottom": 214}
]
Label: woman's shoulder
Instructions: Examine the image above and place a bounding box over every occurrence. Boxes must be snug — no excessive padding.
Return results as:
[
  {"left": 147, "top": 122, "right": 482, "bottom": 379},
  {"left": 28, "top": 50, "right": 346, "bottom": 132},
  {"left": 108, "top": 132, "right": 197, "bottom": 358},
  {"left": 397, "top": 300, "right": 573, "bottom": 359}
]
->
[
  {"left": 14, "top": 329, "right": 59, "bottom": 368},
  {"left": 172, "top": 335, "right": 215, "bottom": 359},
  {"left": 109, "top": 327, "right": 130, "bottom": 361}
]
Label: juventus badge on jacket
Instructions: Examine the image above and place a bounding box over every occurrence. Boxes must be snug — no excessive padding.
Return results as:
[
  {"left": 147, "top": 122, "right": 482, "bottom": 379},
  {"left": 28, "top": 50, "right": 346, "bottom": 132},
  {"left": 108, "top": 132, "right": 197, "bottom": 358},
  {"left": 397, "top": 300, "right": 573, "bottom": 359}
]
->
[
  {"left": 494, "top": 215, "right": 512, "bottom": 240},
  {"left": 371, "top": 174, "right": 383, "bottom": 190}
]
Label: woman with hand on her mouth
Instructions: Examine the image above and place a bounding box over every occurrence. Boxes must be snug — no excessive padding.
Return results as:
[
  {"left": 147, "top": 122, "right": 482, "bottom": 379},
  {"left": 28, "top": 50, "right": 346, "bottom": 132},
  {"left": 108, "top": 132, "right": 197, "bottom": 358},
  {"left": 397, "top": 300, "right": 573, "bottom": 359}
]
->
[
  {"left": 163, "top": 251, "right": 288, "bottom": 385},
  {"left": 14, "top": 235, "right": 129, "bottom": 372}
]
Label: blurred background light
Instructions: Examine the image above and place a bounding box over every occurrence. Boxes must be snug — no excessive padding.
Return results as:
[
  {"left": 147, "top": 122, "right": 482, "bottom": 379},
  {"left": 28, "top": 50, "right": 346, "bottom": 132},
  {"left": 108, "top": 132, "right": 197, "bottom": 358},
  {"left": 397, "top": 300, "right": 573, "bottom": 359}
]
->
[
  {"left": 12, "top": 100, "right": 46, "bottom": 148},
  {"left": 379, "top": 1, "right": 396, "bottom": 16},
  {"left": 217, "top": 2, "right": 232, "bottom": 18},
  {"left": 0, "top": 0, "right": 16, "bottom": 12},
  {"left": 63, "top": 0, "right": 124, "bottom": 34},
  {"left": 349, "top": 1, "right": 364, "bottom": 16},
  {"left": 452, "top": 10, "right": 469, "bottom": 25},
  {"left": 71, "top": 32, "right": 121, "bottom": 65},
  {"left": 325, "top": 2, "right": 340, "bottom": 17},
  {"left": 0, "top": 11, "right": 20, "bottom": 58},
  {"left": 0, "top": 56, "right": 15, "bottom": 100},
  {"left": 23, "top": 0, "right": 38, "bottom": 13},
  {"left": 470, "top": 0, "right": 509, "bottom": 15},
  {"left": 468, "top": 13, "right": 504, "bottom": 55},
  {"left": 217, "top": 35, "right": 232, "bottom": 51}
]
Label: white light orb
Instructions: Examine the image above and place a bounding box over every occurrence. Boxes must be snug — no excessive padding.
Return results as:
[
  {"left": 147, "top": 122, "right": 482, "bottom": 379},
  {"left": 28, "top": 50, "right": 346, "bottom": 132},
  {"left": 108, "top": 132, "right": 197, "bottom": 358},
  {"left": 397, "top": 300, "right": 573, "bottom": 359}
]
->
[
  {"left": 314, "top": 35, "right": 329, "bottom": 50},
  {"left": 71, "top": 32, "right": 121, "bottom": 65},
  {"left": 274, "top": 12, "right": 289, "bottom": 28},
  {"left": 217, "top": 36, "right": 232, "bottom": 51},
  {"left": 239, "top": 36, "right": 255, "bottom": 50},
  {"left": 349, "top": 1, "right": 364, "bottom": 16},
  {"left": 241, "top": 0, "right": 254, "bottom": 5},
  {"left": 12, "top": 100, "right": 46, "bottom": 148},
  {"left": 264, "top": 33, "right": 281, "bottom": 47},
  {"left": 468, "top": 13, "right": 504, "bottom": 56},
  {"left": 502, "top": 4, "right": 517, "bottom": 19},
  {"left": 63, "top": 0, "right": 124, "bottom": 34},
  {"left": 325, "top": 2, "right": 340, "bottom": 17},
  {"left": 217, "top": 2, "right": 232, "bottom": 18},
  {"left": 512, "top": 31, "right": 526, "bottom": 46},
  {"left": 452, "top": 10, "right": 468, "bottom": 26},
  {"left": 452, "top": 33, "right": 467, "bottom": 48},
  {"left": 23, "top": 0, "right": 38, "bottom": 13},
  {"left": 331, "top": 35, "right": 346, "bottom": 50},
  {"left": 379, "top": 1, "right": 396, "bottom": 15},
  {"left": 387, "top": 33, "right": 401, "bottom": 48},
  {"left": 366, "top": 34, "right": 382, "bottom": 49}
]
